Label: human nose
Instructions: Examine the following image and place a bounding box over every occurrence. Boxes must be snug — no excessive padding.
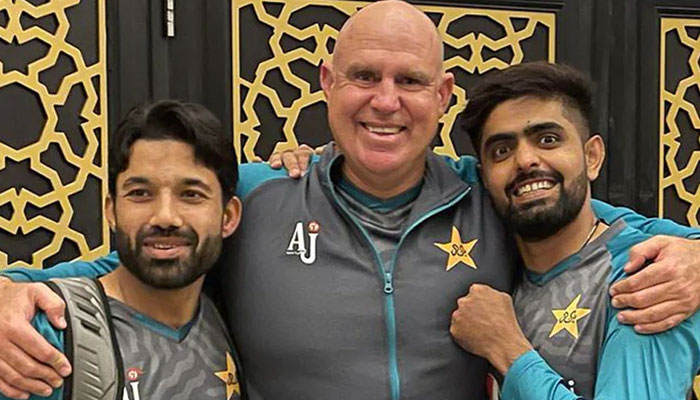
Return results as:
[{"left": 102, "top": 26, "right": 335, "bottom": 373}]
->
[
  {"left": 514, "top": 141, "right": 540, "bottom": 170},
  {"left": 370, "top": 79, "right": 401, "bottom": 113},
  {"left": 149, "top": 192, "right": 183, "bottom": 228}
]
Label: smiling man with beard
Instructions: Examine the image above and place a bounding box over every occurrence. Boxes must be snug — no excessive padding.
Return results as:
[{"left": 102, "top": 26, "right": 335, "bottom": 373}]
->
[
  {"left": 0, "top": 100, "right": 244, "bottom": 400},
  {"left": 449, "top": 62, "right": 700, "bottom": 399}
]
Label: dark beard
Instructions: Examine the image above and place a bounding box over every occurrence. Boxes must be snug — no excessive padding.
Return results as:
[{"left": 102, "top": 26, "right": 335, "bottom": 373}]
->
[
  {"left": 114, "top": 224, "right": 222, "bottom": 289},
  {"left": 500, "top": 169, "right": 588, "bottom": 242}
]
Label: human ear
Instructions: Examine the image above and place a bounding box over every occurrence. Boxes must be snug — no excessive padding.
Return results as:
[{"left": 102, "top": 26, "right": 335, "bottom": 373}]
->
[
  {"left": 105, "top": 195, "right": 116, "bottom": 231},
  {"left": 437, "top": 72, "right": 455, "bottom": 114},
  {"left": 584, "top": 134, "right": 605, "bottom": 181},
  {"left": 221, "top": 196, "right": 242, "bottom": 238},
  {"left": 320, "top": 61, "right": 335, "bottom": 100}
]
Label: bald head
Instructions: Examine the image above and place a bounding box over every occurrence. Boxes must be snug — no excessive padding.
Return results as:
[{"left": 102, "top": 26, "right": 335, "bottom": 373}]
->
[{"left": 333, "top": 0, "right": 443, "bottom": 70}]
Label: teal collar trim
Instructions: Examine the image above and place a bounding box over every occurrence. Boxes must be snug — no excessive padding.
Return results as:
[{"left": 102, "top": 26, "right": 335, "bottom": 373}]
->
[
  {"left": 523, "top": 220, "right": 623, "bottom": 286},
  {"left": 525, "top": 254, "right": 581, "bottom": 286},
  {"left": 336, "top": 174, "right": 422, "bottom": 212},
  {"left": 112, "top": 297, "right": 198, "bottom": 342}
]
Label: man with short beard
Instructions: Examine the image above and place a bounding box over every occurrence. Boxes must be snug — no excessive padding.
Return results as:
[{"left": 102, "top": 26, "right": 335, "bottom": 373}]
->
[
  {"left": 0, "top": 100, "right": 244, "bottom": 400},
  {"left": 449, "top": 62, "right": 700, "bottom": 399}
]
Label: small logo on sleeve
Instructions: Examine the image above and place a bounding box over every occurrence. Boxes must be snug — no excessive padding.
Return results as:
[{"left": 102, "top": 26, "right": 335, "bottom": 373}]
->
[{"left": 286, "top": 221, "right": 320, "bottom": 265}]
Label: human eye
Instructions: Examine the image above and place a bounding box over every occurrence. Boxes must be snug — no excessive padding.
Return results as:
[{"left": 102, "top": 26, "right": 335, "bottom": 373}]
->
[
  {"left": 181, "top": 189, "right": 206, "bottom": 202},
  {"left": 352, "top": 70, "right": 375, "bottom": 82},
  {"left": 538, "top": 133, "right": 559, "bottom": 147},
  {"left": 125, "top": 188, "right": 151, "bottom": 201},
  {"left": 397, "top": 76, "right": 418, "bottom": 85},
  {"left": 490, "top": 144, "right": 512, "bottom": 161},
  {"left": 397, "top": 74, "right": 427, "bottom": 88}
]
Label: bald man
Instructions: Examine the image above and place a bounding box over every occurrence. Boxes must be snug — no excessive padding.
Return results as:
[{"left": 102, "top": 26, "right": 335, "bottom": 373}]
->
[{"left": 2, "top": 2, "right": 700, "bottom": 399}]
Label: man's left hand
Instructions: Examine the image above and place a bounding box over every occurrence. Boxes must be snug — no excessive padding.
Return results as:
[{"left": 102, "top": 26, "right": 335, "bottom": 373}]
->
[
  {"left": 450, "top": 284, "right": 532, "bottom": 375},
  {"left": 610, "top": 235, "right": 700, "bottom": 334}
]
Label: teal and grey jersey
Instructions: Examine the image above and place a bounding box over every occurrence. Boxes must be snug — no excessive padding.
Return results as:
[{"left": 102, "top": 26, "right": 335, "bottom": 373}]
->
[
  {"left": 3, "top": 279, "right": 242, "bottom": 400},
  {"left": 502, "top": 219, "right": 700, "bottom": 399},
  {"left": 112, "top": 292, "right": 241, "bottom": 400}
]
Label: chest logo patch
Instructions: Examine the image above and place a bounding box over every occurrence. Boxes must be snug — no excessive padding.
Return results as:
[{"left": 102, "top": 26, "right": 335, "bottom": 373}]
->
[
  {"left": 549, "top": 294, "right": 591, "bottom": 339},
  {"left": 215, "top": 352, "right": 241, "bottom": 400},
  {"left": 285, "top": 221, "right": 320, "bottom": 265},
  {"left": 434, "top": 226, "right": 478, "bottom": 271}
]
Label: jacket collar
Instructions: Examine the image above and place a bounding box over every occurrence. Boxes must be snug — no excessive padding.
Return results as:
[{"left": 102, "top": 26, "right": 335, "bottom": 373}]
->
[{"left": 316, "top": 143, "right": 471, "bottom": 217}]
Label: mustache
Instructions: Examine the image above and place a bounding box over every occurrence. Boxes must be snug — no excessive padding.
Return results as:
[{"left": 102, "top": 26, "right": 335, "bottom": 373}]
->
[
  {"left": 505, "top": 169, "right": 563, "bottom": 195},
  {"left": 135, "top": 225, "right": 198, "bottom": 246}
]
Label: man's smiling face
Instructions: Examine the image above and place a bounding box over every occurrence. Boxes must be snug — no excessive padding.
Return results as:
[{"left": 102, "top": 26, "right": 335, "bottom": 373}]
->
[
  {"left": 320, "top": 1, "right": 453, "bottom": 189},
  {"left": 108, "top": 139, "right": 230, "bottom": 289},
  {"left": 478, "top": 97, "right": 597, "bottom": 241}
]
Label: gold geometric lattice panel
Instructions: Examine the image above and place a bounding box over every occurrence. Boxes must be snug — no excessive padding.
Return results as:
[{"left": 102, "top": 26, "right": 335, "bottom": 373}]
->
[
  {"left": 659, "top": 18, "right": 700, "bottom": 227},
  {"left": 232, "top": 0, "right": 555, "bottom": 162},
  {"left": 0, "top": 0, "right": 108, "bottom": 269}
]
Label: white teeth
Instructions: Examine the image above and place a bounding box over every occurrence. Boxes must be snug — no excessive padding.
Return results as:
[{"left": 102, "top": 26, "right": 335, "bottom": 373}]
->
[
  {"left": 153, "top": 244, "right": 174, "bottom": 250},
  {"left": 366, "top": 125, "right": 402, "bottom": 134},
  {"left": 515, "top": 180, "right": 554, "bottom": 196}
]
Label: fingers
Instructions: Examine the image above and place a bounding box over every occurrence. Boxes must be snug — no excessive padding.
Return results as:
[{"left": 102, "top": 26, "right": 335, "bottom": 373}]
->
[
  {"left": 0, "top": 281, "right": 71, "bottom": 392},
  {"left": 609, "top": 261, "right": 671, "bottom": 296},
  {"left": 611, "top": 278, "right": 681, "bottom": 309},
  {"left": 268, "top": 152, "right": 283, "bottom": 169},
  {"left": 615, "top": 293, "right": 686, "bottom": 321},
  {"left": 296, "top": 144, "right": 314, "bottom": 175},
  {"left": 623, "top": 236, "right": 669, "bottom": 274},
  {"left": 250, "top": 156, "right": 263, "bottom": 163},
  {"left": 633, "top": 313, "right": 686, "bottom": 334},
  {"left": 0, "top": 351, "right": 54, "bottom": 398},
  {"left": 0, "top": 358, "right": 30, "bottom": 399},
  {"left": 0, "top": 376, "right": 29, "bottom": 399},
  {"left": 281, "top": 151, "right": 302, "bottom": 178},
  {"left": 34, "top": 285, "right": 66, "bottom": 330},
  {"left": 268, "top": 145, "right": 316, "bottom": 177},
  {"left": 468, "top": 283, "right": 491, "bottom": 294},
  {"left": 9, "top": 324, "right": 71, "bottom": 378}
]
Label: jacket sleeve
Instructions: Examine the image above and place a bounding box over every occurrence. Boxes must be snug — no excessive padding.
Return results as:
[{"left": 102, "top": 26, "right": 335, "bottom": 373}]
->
[
  {"left": 0, "top": 252, "right": 119, "bottom": 283},
  {"left": 500, "top": 310, "right": 700, "bottom": 400},
  {"left": 500, "top": 350, "right": 582, "bottom": 400},
  {"left": 591, "top": 200, "right": 700, "bottom": 238},
  {"left": 592, "top": 310, "right": 700, "bottom": 399}
]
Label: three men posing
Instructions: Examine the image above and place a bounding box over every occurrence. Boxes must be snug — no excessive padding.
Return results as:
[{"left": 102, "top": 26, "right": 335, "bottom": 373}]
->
[{"left": 1, "top": 1, "right": 700, "bottom": 399}]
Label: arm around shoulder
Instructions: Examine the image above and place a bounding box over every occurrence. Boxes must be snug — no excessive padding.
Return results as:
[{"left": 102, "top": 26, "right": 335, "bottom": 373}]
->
[
  {"left": 0, "top": 252, "right": 119, "bottom": 283},
  {"left": 592, "top": 200, "right": 700, "bottom": 239}
]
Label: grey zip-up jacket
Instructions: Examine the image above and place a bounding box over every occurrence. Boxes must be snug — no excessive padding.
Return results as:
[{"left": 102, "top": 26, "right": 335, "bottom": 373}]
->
[{"left": 219, "top": 146, "right": 517, "bottom": 399}]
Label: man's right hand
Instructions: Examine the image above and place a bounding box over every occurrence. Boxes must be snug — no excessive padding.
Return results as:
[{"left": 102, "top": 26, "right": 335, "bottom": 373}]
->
[
  {"left": 0, "top": 277, "right": 71, "bottom": 399},
  {"left": 267, "top": 144, "right": 324, "bottom": 178}
]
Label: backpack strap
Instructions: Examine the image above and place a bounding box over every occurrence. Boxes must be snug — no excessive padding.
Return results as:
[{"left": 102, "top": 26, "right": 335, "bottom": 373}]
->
[{"left": 46, "top": 277, "right": 122, "bottom": 400}]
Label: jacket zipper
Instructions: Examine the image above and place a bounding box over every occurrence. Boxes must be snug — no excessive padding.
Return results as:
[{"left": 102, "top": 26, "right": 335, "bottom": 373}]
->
[{"left": 326, "top": 160, "right": 472, "bottom": 399}]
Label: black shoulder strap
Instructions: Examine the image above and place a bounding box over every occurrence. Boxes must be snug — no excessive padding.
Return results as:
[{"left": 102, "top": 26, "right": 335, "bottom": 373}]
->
[{"left": 46, "top": 278, "right": 121, "bottom": 400}]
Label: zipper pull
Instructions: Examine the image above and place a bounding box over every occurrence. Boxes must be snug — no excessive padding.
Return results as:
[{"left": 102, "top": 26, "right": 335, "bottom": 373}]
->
[{"left": 384, "top": 272, "right": 394, "bottom": 294}]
